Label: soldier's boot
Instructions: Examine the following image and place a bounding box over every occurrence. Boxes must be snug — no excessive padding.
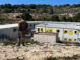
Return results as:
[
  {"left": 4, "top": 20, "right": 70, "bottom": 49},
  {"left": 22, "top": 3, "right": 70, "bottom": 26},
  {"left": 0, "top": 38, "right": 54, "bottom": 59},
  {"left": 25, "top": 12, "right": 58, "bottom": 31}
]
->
[
  {"left": 17, "top": 38, "right": 21, "bottom": 46},
  {"left": 22, "top": 42, "right": 25, "bottom": 46},
  {"left": 22, "top": 37, "right": 25, "bottom": 46}
]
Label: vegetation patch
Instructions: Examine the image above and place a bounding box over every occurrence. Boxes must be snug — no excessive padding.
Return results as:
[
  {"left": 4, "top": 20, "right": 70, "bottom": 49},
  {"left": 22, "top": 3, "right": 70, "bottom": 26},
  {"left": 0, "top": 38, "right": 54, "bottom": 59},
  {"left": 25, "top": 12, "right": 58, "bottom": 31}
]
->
[
  {"left": 45, "top": 57, "right": 56, "bottom": 60},
  {"left": 26, "top": 39, "right": 40, "bottom": 45},
  {"left": 45, "top": 55, "right": 80, "bottom": 60},
  {"left": 3, "top": 41, "right": 17, "bottom": 46}
]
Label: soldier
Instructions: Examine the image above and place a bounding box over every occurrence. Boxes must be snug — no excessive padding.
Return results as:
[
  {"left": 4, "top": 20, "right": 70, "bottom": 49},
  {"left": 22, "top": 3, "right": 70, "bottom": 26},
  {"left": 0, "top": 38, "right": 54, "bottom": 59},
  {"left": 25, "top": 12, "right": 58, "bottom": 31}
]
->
[{"left": 17, "top": 19, "right": 28, "bottom": 46}]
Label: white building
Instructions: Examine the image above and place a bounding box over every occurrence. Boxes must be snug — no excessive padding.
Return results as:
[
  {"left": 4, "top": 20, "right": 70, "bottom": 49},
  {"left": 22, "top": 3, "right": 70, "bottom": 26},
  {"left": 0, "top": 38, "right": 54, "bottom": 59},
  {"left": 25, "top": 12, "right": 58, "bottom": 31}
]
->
[
  {"left": 0, "top": 21, "right": 80, "bottom": 43},
  {"left": 35, "top": 23, "right": 80, "bottom": 43},
  {"left": 0, "top": 21, "right": 44, "bottom": 41},
  {"left": 0, "top": 24, "right": 18, "bottom": 41}
]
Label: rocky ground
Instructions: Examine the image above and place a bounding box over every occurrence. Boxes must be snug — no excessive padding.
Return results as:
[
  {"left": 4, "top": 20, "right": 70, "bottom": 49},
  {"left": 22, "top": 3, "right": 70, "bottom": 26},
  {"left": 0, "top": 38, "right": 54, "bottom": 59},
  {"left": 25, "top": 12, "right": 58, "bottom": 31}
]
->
[{"left": 0, "top": 43, "right": 80, "bottom": 60}]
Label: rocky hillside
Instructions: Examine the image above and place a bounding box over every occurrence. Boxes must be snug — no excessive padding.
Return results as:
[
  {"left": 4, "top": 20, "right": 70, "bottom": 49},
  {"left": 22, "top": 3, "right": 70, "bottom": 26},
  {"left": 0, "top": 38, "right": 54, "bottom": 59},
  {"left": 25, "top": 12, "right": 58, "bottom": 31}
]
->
[
  {"left": 0, "top": 4, "right": 80, "bottom": 14},
  {"left": 0, "top": 13, "right": 22, "bottom": 24},
  {"left": 0, "top": 4, "right": 80, "bottom": 24}
]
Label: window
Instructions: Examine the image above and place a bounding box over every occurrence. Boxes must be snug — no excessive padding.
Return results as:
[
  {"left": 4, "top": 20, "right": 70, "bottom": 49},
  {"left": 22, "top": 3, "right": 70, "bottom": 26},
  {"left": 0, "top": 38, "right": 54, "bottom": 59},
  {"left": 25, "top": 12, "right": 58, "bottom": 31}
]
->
[
  {"left": 38, "top": 28, "right": 40, "bottom": 32},
  {"left": 63, "top": 30, "right": 67, "bottom": 34},
  {"left": 74, "top": 39, "right": 76, "bottom": 41},
  {"left": 49, "top": 29, "right": 53, "bottom": 33},
  {"left": 56, "top": 29, "right": 60, "bottom": 33},
  {"left": 13, "top": 28, "right": 17, "bottom": 32},
  {"left": 37, "top": 28, "right": 43, "bottom": 32},
  {"left": 40, "top": 28, "right": 43, "bottom": 32},
  {"left": 74, "top": 31, "right": 78, "bottom": 35},
  {"left": 46, "top": 28, "right": 48, "bottom": 32}
]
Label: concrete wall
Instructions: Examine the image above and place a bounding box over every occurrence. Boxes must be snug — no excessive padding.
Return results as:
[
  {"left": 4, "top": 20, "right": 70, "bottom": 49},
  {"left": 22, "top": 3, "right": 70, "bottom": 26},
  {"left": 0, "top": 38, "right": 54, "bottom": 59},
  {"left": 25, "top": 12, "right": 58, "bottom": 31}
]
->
[{"left": 34, "top": 33, "right": 58, "bottom": 44}]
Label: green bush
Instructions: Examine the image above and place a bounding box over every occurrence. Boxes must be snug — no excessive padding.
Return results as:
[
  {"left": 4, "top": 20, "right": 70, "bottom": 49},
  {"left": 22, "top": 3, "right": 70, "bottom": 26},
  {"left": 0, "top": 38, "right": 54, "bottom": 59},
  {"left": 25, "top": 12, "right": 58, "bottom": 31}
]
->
[
  {"left": 3, "top": 41, "right": 16, "bottom": 46},
  {"left": 73, "top": 42, "right": 80, "bottom": 46},
  {"left": 16, "top": 16, "right": 21, "bottom": 18},
  {"left": 46, "top": 57, "right": 56, "bottom": 60},
  {"left": 26, "top": 39, "right": 40, "bottom": 45},
  {"left": 21, "top": 12, "right": 32, "bottom": 21}
]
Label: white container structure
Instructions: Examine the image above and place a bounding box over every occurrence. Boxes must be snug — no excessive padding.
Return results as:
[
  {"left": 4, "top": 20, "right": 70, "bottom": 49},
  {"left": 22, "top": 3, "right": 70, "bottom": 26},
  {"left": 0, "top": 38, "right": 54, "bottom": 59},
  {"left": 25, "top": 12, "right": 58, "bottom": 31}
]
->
[
  {"left": 35, "top": 23, "right": 80, "bottom": 43},
  {"left": 1, "top": 21, "right": 80, "bottom": 42},
  {"left": 0, "top": 24, "right": 18, "bottom": 41},
  {"left": 0, "top": 21, "right": 44, "bottom": 41}
]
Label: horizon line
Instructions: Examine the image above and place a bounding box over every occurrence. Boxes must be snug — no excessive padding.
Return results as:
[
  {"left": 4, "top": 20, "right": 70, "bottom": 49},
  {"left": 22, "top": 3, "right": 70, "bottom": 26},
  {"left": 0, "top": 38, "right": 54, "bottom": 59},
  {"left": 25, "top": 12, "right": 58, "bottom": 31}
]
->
[{"left": 0, "top": 3, "right": 80, "bottom": 6}]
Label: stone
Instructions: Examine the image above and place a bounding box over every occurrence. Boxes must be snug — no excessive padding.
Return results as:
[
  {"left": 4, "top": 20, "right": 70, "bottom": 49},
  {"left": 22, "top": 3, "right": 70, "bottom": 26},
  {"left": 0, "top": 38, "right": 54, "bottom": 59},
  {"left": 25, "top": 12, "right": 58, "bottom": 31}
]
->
[{"left": 0, "top": 43, "right": 80, "bottom": 60}]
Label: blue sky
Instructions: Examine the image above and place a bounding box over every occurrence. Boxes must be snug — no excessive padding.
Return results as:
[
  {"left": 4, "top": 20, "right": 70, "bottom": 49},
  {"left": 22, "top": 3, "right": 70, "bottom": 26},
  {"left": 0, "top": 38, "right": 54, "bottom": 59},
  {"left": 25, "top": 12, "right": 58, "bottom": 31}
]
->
[{"left": 0, "top": 0, "right": 80, "bottom": 6}]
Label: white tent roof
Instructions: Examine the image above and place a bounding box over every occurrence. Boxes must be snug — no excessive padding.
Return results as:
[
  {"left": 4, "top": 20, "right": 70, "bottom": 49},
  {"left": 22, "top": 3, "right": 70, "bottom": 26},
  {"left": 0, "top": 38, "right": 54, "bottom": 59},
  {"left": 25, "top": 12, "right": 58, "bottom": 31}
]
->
[
  {"left": 0, "top": 21, "right": 80, "bottom": 29},
  {"left": 27, "top": 21, "right": 80, "bottom": 25},
  {"left": 36, "top": 23, "right": 80, "bottom": 29},
  {"left": 0, "top": 24, "right": 18, "bottom": 29}
]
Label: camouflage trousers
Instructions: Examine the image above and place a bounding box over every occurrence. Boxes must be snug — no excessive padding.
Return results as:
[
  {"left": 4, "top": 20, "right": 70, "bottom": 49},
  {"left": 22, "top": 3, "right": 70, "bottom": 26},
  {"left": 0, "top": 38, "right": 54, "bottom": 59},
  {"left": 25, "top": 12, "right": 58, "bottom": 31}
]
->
[{"left": 17, "top": 31, "right": 26, "bottom": 46}]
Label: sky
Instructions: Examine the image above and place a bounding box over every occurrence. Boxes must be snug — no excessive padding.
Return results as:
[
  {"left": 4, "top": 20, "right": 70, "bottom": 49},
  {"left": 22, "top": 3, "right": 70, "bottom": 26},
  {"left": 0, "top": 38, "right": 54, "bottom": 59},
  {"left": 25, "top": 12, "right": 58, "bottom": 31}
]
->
[{"left": 0, "top": 0, "right": 80, "bottom": 6}]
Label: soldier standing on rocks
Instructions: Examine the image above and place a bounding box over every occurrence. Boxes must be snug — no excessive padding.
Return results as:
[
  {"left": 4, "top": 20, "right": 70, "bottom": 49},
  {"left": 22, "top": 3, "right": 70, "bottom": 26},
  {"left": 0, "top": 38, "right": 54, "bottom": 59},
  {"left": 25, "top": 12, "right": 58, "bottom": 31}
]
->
[{"left": 17, "top": 19, "right": 28, "bottom": 46}]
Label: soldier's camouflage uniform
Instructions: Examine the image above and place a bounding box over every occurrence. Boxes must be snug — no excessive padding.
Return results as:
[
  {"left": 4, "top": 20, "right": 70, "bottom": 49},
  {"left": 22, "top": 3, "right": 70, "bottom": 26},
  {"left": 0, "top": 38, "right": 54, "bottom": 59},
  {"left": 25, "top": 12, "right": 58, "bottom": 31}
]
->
[{"left": 17, "top": 20, "right": 28, "bottom": 46}]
